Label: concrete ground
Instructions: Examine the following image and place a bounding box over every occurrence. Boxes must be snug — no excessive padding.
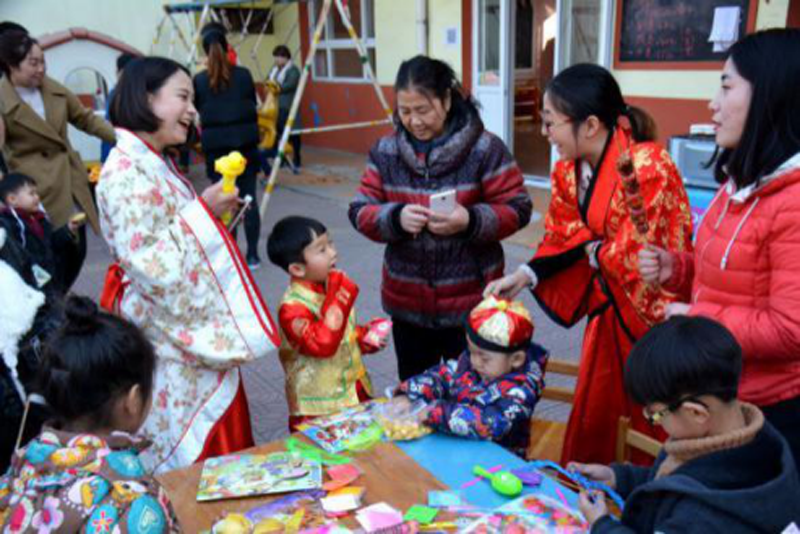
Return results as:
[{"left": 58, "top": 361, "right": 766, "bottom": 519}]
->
[{"left": 72, "top": 147, "right": 584, "bottom": 445}]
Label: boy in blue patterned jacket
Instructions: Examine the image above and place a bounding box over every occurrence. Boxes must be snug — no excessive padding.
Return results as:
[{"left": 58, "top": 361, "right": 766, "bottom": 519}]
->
[{"left": 392, "top": 296, "right": 547, "bottom": 456}]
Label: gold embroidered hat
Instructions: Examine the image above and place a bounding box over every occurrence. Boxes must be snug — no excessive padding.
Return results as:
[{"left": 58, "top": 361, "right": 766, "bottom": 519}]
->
[{"left": 466, "top": 296, "right": 534, "bottom": 353}]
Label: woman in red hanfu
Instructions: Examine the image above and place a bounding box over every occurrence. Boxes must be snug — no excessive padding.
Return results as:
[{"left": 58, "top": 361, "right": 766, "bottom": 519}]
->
[{"left": 486, "top": 64, "right": 693, "bottom": 465}]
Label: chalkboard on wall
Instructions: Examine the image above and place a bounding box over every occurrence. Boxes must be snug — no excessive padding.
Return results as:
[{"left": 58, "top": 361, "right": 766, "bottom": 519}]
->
[{"left": 618, "top": 0, "right": 750, "bottom": 63}]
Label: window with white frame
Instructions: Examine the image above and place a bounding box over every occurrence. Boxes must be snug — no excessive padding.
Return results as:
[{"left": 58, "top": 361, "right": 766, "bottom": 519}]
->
[{"left": 308, "top": 0, "right": 376, "bottom": 82}]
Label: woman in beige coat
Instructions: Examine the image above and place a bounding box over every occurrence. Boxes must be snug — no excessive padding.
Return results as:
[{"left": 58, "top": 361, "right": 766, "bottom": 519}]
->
[{"left": 0, "top": 30, "right": 114, "bottom": 288}]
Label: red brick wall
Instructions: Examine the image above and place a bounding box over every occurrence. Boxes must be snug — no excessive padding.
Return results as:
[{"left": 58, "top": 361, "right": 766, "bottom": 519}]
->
[{"left": 626, "top": 96, "right": 711, "bottom": 143}]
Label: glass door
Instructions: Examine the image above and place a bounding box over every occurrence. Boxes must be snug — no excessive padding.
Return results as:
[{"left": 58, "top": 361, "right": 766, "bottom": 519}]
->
[{"left": 472, "top": 0, "right": 513, "bottom": 143}]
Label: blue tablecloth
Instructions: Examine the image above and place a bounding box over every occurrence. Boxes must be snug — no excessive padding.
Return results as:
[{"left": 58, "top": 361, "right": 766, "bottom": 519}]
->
[{"left": 397, "top": 434, "right": 579, "bottom": 510}]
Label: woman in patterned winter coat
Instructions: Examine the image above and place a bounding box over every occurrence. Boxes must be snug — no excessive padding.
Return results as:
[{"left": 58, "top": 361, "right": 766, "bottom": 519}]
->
[{"left": 349, "top": 56, "right": 532, "bottom": 381}]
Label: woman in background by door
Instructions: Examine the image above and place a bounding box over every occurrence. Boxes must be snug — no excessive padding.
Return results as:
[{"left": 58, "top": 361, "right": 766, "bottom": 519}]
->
[
  {"left": 268, "top": 45, "right": 302, "bottom": 171},
  {"left": 486, "top": 64, "right": 693, "bottom": 466}
]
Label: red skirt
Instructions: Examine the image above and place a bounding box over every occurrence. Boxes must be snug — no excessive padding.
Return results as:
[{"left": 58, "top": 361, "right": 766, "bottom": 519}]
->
[
  {"left": 195, "top": 377, "right": 255, "bottom": 462},
  {"left": 561, "top": 306, "right": 666, "bottom": 466}
]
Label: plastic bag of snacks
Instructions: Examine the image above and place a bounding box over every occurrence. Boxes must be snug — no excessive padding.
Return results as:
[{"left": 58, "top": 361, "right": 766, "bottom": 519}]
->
[{"left": 376, "top": 399, "right": 433, "bottom": 441}]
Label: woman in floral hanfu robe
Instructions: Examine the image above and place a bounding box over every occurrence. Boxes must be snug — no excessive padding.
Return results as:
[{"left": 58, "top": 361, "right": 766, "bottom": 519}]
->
[{"left": 96, "top": 58, "right": 279, "bottom": 473}]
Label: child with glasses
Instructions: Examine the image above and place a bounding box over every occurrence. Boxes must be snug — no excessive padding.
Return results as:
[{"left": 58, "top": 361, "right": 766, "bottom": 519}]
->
[{"left": 569, "top": 316, "right": 800, "bottom": 533}]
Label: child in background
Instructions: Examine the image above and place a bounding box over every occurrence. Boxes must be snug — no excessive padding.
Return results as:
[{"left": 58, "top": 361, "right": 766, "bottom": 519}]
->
[
  {"left": 573, "top": 316, "right": 800, "bottom": 533},
  {"left": 267, "top": 216, "right": 387, "bottom": 431},
  {"left": 392, "top": 296, "right": 547, "bottom": 457},
  {"left": 0, "top": 296, "right": 180, "bottom": 533},
  {"left": 0, "top": 173, "right": 82, "bottom": 295}
]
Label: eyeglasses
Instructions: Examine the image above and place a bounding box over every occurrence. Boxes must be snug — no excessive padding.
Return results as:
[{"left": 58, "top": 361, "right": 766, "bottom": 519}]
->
[
  {"left": 540, "top": 113, "right": 572, "bottom": 134},
  {"left": 642, "top": 395, "right": 710, "bottom": 426}
]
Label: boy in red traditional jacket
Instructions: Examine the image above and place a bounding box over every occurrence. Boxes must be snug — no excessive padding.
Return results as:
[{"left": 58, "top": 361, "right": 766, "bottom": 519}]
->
[{"left": 267, "top": 215, "right": 388, "bottom": 431}]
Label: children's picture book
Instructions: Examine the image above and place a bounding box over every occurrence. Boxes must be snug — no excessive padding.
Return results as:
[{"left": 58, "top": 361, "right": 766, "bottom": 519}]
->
[
  {"left": 298, "top": 402, "right": 384, "bottom": 453},
  {"left": 197, "top": 452, "right": 322, "bottom": 502},
  {"left": 462, "top": 493, "right": 588, "bottom": 533}
]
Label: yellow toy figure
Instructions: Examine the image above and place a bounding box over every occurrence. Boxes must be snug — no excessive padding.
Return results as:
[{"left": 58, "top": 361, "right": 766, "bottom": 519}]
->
[
  {"left": 256, "top": 80, "right": 293, "bottom": 158},
  {"left": 214, "top": 151, "right": 246, "bottom": 225}
]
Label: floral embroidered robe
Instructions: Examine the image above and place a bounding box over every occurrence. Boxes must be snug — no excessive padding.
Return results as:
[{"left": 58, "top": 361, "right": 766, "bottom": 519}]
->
[
  {"left": 96, "top": 129, "right": 278, "bottom": 473},
  {"left": 529, "top": 127, "right": 693, "bottom": 465}
]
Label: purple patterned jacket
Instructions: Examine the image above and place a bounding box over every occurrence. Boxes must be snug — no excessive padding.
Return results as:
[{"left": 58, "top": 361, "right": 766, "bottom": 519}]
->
[{"left": 397, "top": 343, "right": 548, "bottom": 456}]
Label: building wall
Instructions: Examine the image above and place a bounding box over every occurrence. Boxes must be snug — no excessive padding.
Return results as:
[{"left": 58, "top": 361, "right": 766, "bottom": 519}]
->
[
  {"left": 229, "top": 2, "right": 302, "bottom": 82},
  {"left": 613, "top": 0, "right": 792, "bottom": 142},
  {"left": 0, "top": 0, "right": 166, "bottom": 54},
  {"left": 297, "top": 0, "right": 472, "bottom": 154}
]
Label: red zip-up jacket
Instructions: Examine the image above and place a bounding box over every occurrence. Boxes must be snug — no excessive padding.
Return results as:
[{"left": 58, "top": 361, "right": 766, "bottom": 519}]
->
[{"left": 667, "top": 154, "right": 800, "bottom": 406}]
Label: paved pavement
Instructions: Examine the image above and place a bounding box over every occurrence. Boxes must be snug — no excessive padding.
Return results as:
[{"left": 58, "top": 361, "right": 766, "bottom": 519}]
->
[{"left": 72, "top": 147, "right": 584, "bottom": 444}]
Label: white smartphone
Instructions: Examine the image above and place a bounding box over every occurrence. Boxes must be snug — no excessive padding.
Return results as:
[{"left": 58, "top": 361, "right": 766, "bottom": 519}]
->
[{"left": 429, "top": 189, "right": 457, "bottom": 215}]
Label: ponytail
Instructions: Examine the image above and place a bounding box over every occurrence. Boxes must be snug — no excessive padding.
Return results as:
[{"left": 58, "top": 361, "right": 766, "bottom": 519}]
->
[
  {"left": 623, "top": 105, "right": 657, "bottom": 143},
  {"left": 201, "top": 22, "right": 231, "bottom": 93},
  {"left": 207, "top": 41, "right": 232, "bottom": 93},
  {"left": 547, "top": 63, "right": 657, "bottom": 143}
]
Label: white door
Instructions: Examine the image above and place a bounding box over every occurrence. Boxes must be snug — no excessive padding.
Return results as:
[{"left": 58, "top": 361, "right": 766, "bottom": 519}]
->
[{"left": 472, "top": 0, "right": 514, "bottom": 144}]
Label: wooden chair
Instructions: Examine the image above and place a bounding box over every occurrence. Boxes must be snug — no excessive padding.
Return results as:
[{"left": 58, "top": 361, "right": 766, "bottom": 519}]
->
[
  {"left": 526, "top": 359, "right": 579, "bottom": 463},
  {"left": 615, "top": 416, "right": 663, "bottom": 463}
]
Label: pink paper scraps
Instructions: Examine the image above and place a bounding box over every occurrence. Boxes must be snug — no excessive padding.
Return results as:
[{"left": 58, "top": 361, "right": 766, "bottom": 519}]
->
[
  {"left": 356, "top": 502, "right": 404, "bottom": 532},
  {"left": 323, "top": 463, "right": 362, "bottom": 491}
]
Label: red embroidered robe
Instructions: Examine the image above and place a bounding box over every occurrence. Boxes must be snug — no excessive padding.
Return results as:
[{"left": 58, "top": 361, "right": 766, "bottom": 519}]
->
[{"left": 531, "top": 128, "right": 693, "bottom": 465}]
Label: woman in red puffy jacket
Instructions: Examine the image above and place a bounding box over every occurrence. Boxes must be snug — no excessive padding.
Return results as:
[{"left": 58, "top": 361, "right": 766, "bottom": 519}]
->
[{"left": 640, "top": 29, "right": 800, "bottom": 468}]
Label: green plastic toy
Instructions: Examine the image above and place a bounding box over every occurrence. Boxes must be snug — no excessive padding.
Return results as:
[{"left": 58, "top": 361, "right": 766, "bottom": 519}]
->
[{"left": 473, "top": 465, "right": 523, "bottom": 497}]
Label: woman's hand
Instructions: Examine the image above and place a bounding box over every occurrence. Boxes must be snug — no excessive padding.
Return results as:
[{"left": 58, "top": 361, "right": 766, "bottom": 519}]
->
[
  {"left": 483, "top": 269, "right": 531, "bottom": 299},
  {"left": 639, "top": 246, "right": 674, "bottom": 284},
  {"left": 427, "top": 204, "right": 470, "bottom": 236},
  {"left": 665, "top": 302, "right": 691, "bottom": 318},
  {"left": 579, "top": 490, "right": 609, "bottom": 526},
  {"left": 202, "top": 181, "right": 241, "bottom": 219},
  {"left": 400, "top": 204, "right": 431, "bottom": 235},
  {"left": 567, "top": 462, "right": 616, "bottom": 488}
]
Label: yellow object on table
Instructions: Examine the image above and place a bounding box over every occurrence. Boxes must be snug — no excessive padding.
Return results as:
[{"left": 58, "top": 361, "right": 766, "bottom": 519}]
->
[
  {"left": 377, "top": 416, "right": 432, "bottom": 441},
  {"left": 214, "top": 151, "right": 247, "bottom": 225}
]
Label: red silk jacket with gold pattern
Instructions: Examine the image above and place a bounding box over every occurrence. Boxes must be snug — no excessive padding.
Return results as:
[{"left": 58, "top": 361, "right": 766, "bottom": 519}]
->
[
  {"left": 277, "top": 272, "right": 376, "bottom": 416},
  {"left": 529, "top": 128, "right": 693, "bottom": 338}
]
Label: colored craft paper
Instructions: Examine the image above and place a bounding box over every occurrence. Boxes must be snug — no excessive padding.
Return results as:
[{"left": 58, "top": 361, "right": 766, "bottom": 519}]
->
[
  {"left": 356, "top": 503, "right": 404, "bottom": 531},
  {"left": 404, "top": 505, "right": 439, "bottom": 524},
  {"left": 428, "top": 490, "right": 464, "bottom": 508},
  {"left": 323, "top": 463, "right": 362, "bottom": 491}
]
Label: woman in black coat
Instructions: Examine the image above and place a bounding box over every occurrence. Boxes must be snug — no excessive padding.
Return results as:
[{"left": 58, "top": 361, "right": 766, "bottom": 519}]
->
[{"left": 194, "top": 23, "right": 262, "bottom": 268}]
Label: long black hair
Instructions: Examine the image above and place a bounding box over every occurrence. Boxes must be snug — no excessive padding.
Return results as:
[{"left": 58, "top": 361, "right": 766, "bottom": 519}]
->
[
  {"left": 394, "top": 55, "right": 480, "bottom": 132},
  {"left": 713, "top": 29, "right": 800, "bottom": 188},
  {"left": 545, "top": 63, "right": 656, "bottom": 143},
  {"left": 38, "top": 296, "right": 156, "bottom": 428}
]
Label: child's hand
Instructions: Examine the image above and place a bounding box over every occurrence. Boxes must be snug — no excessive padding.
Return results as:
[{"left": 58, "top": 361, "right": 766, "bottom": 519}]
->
[
  {"left": 567, "top": 462, "right": 616, "bottom": 488},
  {"left": 579, "top": 490, "right": 608, "bottom": 526}
]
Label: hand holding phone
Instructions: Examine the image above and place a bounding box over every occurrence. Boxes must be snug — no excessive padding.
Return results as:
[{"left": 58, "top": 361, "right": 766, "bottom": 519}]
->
[{"left": 429, "top": 189, "right": 456, "bottom": 215}]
